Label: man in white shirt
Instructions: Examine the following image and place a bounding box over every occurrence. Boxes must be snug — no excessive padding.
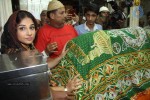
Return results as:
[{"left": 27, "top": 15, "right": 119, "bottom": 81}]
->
[{"left": 75, "top": 3, "right": 102, "bottom": 35}]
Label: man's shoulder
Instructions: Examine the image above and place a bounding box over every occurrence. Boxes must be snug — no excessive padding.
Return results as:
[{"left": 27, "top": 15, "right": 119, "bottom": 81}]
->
[
  {"left": 40, "top": 24, "right": 51, "bottom": 29},
  {"left": 95, "top": 23, "right": 102, "bottom": 27},
  {"left": 63, "top": 24, "right": 76, "bottom": 31},
  {"left": 75, "top": 24, "right": 84, "bottom": 29},
  {"left": 37, "top": 24, "right": 53, "bottom": 36},
  {"left": 64, "top": 24, "right": 73, "bottom": 28}
]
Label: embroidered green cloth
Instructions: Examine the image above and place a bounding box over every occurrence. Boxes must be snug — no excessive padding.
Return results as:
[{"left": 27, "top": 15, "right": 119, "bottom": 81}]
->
[{"left": 50, "top": 27, "right": 150, "bottom": 100}]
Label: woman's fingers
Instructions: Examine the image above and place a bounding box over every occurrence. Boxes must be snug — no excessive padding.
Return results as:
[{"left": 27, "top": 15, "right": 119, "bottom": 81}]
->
[
  {"left": 72, "top": 74, "right": 80, "bottom": 81},
  {"left": 71, "top": 75, "right": 83, "bottom": 90},
  {"left": 75, "top": 80, "right": 83, "bottom": 86},
  {"left": 66, "top": 74, "right": 83, "bottom": 93},
  {"left": 66, "top": 90, "right": 75, "bottom": 100},
  {"left": 74, "top": 85, "right": 82, "bottom": 90},
  {"left": 67, "top": 92, "right": 75, "bottom": 96},
  {"left": 62, "top": 42, "right": 69, "bottom": 55}
]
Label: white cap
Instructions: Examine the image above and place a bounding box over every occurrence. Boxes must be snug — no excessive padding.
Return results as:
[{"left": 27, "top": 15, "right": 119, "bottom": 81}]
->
[
  {"left": 47, "top": 0, "right": 64, "bottom": 11},
  {"left": 99, "top": 6, "right": 109, "bottom": 12}
]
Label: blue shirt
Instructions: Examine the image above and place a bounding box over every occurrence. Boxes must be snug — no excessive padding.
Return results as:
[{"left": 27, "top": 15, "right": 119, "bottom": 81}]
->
[{"left": 75, "top": 22, "right": 102, "bottom": 35}]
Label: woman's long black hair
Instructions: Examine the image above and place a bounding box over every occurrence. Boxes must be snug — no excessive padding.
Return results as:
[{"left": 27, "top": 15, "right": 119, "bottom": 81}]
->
[{"left": 1, "top": 10, "right": 38, "bottom": 54}]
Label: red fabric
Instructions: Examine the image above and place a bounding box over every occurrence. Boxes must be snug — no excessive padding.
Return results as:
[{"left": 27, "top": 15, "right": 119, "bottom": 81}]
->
[{"left": 35, "top": 24, "right": 78, "bottom": 58}]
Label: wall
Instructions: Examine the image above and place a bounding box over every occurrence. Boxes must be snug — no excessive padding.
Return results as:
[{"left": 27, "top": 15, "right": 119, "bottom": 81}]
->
[
  {"left": 19, "top": 0, "right": 51, "bottom": 20},
  {"left": 0, "top": 0, "right": 12, "bottom": 49}
]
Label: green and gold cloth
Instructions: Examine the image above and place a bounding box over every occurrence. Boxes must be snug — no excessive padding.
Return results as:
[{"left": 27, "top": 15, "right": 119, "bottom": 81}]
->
[{"left": 50, "top": 27, "right": 150, "bottom": 100}]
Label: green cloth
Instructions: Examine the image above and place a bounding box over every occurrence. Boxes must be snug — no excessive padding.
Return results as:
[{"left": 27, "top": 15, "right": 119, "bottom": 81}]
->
[{"left": 50, "top": 27, "right": 150, "bottom": 100}]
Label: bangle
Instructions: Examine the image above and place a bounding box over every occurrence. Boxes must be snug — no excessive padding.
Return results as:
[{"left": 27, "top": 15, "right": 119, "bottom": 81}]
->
[
  {"left": 42, "top": 50, "right": 48, "bottom": 58},
  {"left": 64, "top": 86, "right": 68, "bottom": 92}
]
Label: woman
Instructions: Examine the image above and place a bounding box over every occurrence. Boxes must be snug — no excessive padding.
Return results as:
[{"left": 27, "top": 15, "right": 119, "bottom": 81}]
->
[{"left": 1, "top": 10, "right": 82, "bottom": 100}]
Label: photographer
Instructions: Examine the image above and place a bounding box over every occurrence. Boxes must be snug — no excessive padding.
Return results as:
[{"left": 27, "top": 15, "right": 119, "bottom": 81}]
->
[
  {"left": 106, "top": 0, "right": 127, "bottom": 29},
  {"left": 107, "top": 10, "right": 126, "bottom": 29}
]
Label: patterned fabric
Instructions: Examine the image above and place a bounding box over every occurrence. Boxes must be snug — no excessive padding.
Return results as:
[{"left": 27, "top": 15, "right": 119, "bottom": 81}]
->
[
  {"left": 50, "top": 27, "right": 150, "bottom": 100},
  {"left": 144, "top": 25, "right": 150, "bottom": 38}
]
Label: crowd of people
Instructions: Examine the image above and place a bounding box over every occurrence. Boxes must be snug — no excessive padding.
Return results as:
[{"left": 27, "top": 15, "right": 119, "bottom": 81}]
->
[
  {"left": 1, "top": 0, "right": 150, "bottom": 99},
  {"left": 75, "top": 3, "right": 102, "bottom": 35}
]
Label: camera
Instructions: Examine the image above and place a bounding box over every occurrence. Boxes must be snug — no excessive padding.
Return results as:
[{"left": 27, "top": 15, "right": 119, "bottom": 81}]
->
[
  {"left": 106, "top": 0, "right": 130, "bottom": 29},
  {"left": 68, "top": 9, "right": 76, "bottom": 17}
]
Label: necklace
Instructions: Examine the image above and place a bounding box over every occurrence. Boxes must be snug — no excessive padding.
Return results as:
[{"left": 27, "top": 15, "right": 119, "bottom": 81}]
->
[{"left": 21, "top": 43, "right": 30, "bottom": 50}]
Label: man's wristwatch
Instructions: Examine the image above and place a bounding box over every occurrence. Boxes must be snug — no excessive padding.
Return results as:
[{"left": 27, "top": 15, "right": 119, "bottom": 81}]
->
[{"left": 64, "top": 86, "right": 68, "bottom": 92}]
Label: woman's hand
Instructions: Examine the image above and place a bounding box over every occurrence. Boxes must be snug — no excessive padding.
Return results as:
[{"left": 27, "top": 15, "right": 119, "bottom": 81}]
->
[
  {"left": 5, "top": 48, "right": 19, "bottom": 54},
  {"left": 66, "top": 74, "right": 83, "bottom": 92},
  {"left": 50, "top": 74, "right": 82, "bottom": 99},
  {"left": 51, "top": 90, "right": 75, "bottom": 100},
  {"left": 59, "top": 42, "right": 69, "bottom": 59}
]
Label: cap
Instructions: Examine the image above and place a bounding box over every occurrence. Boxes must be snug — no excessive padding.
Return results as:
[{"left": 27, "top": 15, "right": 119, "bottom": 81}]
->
[
  {"left": 99, "top": 6, "right": 109, "bottom": 12},
  {"left": 47, "top": 0, "right": 64, "bottom": 11}
]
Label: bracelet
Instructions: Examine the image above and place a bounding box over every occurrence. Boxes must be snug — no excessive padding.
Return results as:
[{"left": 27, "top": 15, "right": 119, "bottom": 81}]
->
[
  {"left": 42, "top": 50, "right": 48, "bottom": 58},
  {"left": 64, "top": 86, "right": 68, "bottom": 92}
]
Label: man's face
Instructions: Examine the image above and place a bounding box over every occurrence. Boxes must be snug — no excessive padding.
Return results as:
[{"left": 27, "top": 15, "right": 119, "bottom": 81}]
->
[
  {"left": 85, "top": 11, "right": 98, "bottom": 25},
  {"left": 100, "top": 11, "right": 109, "bottom": 17},
  {"left": 53, "top": 7, "right": 66, "bottom": 25},
  {"left": 40, "top": 11, "right": 47, "bottom": 25}
]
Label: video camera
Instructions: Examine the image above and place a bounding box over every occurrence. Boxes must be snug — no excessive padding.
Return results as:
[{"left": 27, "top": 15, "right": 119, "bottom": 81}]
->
[
  {"left": 106, "top": 0, "right": 133, "bottom": 21},
  {"left": 104, "top": 0, "right": 133, "bottom": 29}
]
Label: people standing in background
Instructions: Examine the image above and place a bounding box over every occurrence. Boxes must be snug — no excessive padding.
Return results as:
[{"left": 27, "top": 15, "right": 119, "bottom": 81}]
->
[
  {"left": 96, "top": 6, "right": 110, "bottom": 30},
  {"left": 144, "top": 11, "right": 150, "bottom": 34},
  {"left": 35, "top": 0, "right": 78, "bottom": 58},
  {"left": 107, "top": 10, "right": 126, "bottom": 29},
  {"left": 1, "top": 10, "right": 82, "bottom": 100},
  {"left": 65, "top": 4, "right": 79, "bottom": 26},
  {"left": 144, "top": 11, "right": 150, "bottom": 38},
  {"left": 40, "top": 10, "right": 50, "bottom": 26},
  {"left": 1, "top": 10, "right": 66, "bottom": 69},
  {"left": 36, "top": 10, "right": 49, "bottom": 29},
  {"left": 139, "top": 18, "right": 145, "bottom": 28},
  {"left": 75, "top": 3, "right": 102, "bottom": 35}
]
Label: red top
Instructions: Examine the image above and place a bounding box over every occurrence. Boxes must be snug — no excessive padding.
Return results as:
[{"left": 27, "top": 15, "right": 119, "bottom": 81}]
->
[{"left": 35, "top": 24, "right": 78, "bottom": 58}]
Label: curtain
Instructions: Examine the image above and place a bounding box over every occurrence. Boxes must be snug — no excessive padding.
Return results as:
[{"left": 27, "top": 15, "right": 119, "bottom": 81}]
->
[
  {"left": 0, "top": 0, "right": 12, "bottom": 49},
  {"left": 19, "top": 0, "right": 50, "bottom": 20}
]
